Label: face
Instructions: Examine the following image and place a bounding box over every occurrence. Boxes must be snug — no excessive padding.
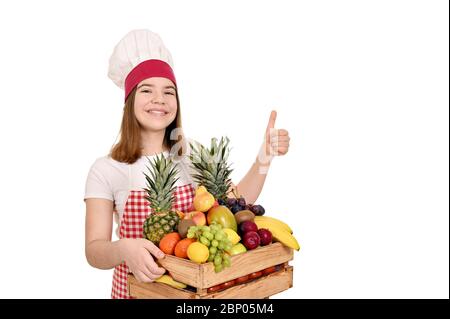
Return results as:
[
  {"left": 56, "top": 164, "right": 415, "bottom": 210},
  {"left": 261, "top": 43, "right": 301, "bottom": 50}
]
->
[{"left": 133, "top": 77, "right": 178, "bottom": 132}]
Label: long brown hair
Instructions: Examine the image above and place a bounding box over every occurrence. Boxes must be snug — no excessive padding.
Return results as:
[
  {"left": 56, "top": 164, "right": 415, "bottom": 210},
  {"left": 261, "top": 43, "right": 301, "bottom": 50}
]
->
[{"left": 110, "top": 86, "right": 185, "bottom": 164}]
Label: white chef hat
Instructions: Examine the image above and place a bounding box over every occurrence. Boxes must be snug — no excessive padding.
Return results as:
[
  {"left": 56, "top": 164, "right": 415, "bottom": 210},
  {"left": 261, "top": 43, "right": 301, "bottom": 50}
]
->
[{"left": 108, "top": 29, "right": 177, "bottom": 101}]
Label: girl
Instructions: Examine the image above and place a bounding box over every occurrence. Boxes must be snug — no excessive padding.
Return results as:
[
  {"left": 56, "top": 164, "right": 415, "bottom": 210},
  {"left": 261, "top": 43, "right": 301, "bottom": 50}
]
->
[{"left": 84, "top": 29, "right": 290, "bottom": 299}]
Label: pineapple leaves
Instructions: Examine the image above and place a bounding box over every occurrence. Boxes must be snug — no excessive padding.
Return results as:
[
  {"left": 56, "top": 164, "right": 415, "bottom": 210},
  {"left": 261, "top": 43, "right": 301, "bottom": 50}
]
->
[
  {"left": 188, "top": 137, "right": 233, "bottom": 200},
  {"left": 143, "top": 153, "right": 180, "bottom": 213}
]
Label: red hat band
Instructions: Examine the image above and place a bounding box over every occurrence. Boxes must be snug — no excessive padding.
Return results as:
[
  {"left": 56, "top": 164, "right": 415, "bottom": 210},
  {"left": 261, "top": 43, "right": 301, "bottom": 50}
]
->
[{"left": 124, "top": 59, "right": 177, "bottom": 102}]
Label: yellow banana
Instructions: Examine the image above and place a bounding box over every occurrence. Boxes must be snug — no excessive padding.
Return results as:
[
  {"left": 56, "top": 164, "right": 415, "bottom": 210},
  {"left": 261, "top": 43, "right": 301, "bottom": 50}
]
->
[
  {"left": 254, "top": 219, "right": 300, "bottom": 251},
  {"left": 254, "top": 216, "right": 293, "bottom": 234},
  {"left": 155, "top": 275, "right": 187, "bottom": 289}
]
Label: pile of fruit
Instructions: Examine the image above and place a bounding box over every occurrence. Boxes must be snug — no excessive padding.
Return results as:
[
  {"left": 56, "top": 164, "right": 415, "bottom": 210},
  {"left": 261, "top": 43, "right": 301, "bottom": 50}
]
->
[
  {"left": 141, "top": 137, "right": 299, "bottom": 290},
  {"left": 161, "top": 185, "right": 299, "bottom": 265}
]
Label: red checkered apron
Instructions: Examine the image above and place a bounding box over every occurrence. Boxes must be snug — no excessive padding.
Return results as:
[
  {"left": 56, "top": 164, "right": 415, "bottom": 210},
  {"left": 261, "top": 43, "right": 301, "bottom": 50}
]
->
[{"left": 111, "top": 183, "right": 195, "bottom": 299}]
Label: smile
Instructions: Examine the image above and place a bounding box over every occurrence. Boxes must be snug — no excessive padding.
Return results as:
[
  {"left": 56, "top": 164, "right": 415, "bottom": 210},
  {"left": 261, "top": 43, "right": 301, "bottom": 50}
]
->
[{"left": 146, "top": 109, "right": 169, "bottom": 116}]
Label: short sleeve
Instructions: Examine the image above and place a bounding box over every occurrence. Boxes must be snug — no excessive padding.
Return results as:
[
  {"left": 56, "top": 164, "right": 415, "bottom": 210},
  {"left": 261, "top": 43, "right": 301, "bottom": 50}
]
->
[{"left": 84, "top": 157, "right": 114, "bottom": 201}]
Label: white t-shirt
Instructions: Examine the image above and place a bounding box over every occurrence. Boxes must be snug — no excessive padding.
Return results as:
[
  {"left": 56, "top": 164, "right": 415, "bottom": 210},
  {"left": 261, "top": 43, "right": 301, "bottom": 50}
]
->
[{"left": 84, "top": 150, "right": 197, "bottom": 237}]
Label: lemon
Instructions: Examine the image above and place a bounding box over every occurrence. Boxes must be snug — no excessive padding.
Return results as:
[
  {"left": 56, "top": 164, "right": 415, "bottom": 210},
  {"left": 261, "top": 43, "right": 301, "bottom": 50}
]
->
[
  {"left": 223, "top": 228, "right": 241, "bottom": 245},
  {"left": 187, "top": 242, "right": 209, "bottom": 263}
]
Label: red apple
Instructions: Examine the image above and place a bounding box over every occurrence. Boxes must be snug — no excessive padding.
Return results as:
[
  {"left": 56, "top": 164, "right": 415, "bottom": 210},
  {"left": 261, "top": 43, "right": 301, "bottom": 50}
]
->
[
  {"left": 239, "top": 220, "right": 258, "bottom": 234},
  {"left": 257, "top": 228, "right": 272, "bottom": 246},
  {"left": 184, "top": 211, "right": 206, "bottom": 226},
  {"left": 242, "top": 231, "right": 260, "bottom": 250}
]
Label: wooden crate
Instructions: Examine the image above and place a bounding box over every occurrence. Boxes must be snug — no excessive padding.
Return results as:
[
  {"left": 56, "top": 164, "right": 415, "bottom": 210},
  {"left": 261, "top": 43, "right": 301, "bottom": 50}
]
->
[
  {"left": 128, "top": 242, "right": 294, "bottom": 299},
  {"left": 129, "top": 265, "right": 293, "bottom": 299}
]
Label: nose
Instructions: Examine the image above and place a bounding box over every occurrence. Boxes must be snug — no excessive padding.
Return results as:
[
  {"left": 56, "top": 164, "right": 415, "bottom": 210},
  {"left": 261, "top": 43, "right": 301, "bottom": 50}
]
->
[{"left": 151, "top": 92, "right": 165, "bottom": 104}]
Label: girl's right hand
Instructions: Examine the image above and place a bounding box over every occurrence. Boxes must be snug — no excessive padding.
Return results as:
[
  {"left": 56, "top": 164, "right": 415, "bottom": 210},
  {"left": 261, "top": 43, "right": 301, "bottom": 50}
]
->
[{"left": 119, "top": 238, "right": 166, "bottom": 283}]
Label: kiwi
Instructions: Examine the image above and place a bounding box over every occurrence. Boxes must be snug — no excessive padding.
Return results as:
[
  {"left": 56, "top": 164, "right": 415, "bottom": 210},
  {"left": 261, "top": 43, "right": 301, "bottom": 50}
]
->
[
  {"left": 178, "top": 219, "right": 196, "bottom": 238},
  {"left": 234, "top": 210, "right": 255, "bottom": 224}
]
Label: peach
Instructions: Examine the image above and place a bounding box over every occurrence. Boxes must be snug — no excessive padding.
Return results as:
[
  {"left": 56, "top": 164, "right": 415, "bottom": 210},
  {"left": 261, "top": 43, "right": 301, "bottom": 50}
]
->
[{"left": 184, "top": 211, "right": 206, "bottom": 226}]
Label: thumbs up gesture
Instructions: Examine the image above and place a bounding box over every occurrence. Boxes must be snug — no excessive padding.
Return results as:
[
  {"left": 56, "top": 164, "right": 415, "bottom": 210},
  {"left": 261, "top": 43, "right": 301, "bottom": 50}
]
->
[{"left": 265, "top": 110, "right": 290, "bottom": 157}]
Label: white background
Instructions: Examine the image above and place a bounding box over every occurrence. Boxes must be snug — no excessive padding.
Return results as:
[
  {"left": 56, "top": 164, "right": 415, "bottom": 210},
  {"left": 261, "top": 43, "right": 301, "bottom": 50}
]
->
[{"left": 0, "top": 0, "right": 448, "bottom": 299}]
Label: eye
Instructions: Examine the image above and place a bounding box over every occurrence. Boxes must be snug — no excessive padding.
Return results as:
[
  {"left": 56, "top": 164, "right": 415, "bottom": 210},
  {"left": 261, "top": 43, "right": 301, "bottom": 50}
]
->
[
  {"left": 141, "top": 89, "right": 152, "bottom": 93},
  {"left": 165, "top": 92, "right": 175, "bottom": 95}
]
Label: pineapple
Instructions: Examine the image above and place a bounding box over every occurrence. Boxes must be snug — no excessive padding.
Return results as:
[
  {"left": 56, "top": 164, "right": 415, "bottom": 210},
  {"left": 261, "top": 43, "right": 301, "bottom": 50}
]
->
[
  {"left": 142, "top": 153, "right": 181, "bottom": 245},
  {"left": 189, "top": 137, "right": 233, "bottom": 201}
]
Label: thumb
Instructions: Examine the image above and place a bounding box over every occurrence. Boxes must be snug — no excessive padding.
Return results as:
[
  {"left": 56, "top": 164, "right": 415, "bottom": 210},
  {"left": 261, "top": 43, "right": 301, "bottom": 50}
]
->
[
  {"left": 265, "top": 110, "right": 277, "bottom": 140},
  {"left": 143, "top": 239, "right": 165, "bottom": 259}
]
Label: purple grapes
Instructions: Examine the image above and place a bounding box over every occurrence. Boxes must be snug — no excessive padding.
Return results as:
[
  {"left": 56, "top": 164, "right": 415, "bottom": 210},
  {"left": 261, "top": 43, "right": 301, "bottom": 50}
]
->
[
  {"left": 231, "top": 204, "right": 243, "bottom": 214},
  {"left": 225, "top": 197, "right": 260, "bottom": 214},
  {"left": 226, "top": 198, "right": 237, "bottom": 207},
  {"left": 250, "top": 204, "right": 265, "bottom": 216}
]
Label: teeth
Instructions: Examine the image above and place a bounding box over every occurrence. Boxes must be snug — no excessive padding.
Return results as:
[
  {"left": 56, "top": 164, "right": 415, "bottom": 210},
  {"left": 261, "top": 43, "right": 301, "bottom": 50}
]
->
[{"left": 148, "top": 110, "right": 166, "bottom": 115}]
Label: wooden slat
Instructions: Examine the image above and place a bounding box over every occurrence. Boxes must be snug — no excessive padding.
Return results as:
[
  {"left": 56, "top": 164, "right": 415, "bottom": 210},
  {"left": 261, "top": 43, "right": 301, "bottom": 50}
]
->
[
  {"left": 129, "top": 267, "right": 293, "bottom": 299},
  {"left": 128, "top": 275, "right": 196, "bottom": 299},
  {"left": 157, "top": 255, "right": 202, "bottom": 288},
  {"left": 201, "top": 243, "right": 293, "bottom": 288},
  {"left": 196, "top": 288, "right": 208, "bottom": 296},
  {"left": 202, "top": 266, "right": 293, "bottom": 299}
]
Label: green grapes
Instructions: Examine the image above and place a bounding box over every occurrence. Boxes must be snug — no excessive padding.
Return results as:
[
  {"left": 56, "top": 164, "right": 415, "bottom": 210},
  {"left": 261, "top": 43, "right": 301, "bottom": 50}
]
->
[
  {"left": 214, "top": 255, "right": 222, "bottom": 266},
  {"left": 186, "top": 222, "right": 233, "bottom": 273},
  {"left": 200, "top": 236, "right": 210, "bottom": 246},
  {"left": 214, "top": 264, "right": 223, "bottom": 273}
]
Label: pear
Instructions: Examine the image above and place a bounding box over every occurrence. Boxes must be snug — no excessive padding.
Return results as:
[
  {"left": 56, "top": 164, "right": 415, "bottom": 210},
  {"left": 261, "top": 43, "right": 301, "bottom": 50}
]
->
[{"left": 193, "top": 186, "right": 215, "bottom": 212}]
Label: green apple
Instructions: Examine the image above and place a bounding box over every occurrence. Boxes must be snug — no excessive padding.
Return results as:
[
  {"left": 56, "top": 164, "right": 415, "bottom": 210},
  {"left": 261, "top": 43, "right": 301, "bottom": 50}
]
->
[{"left": 227, "top": 243, "right": 247, "bottom": 256}]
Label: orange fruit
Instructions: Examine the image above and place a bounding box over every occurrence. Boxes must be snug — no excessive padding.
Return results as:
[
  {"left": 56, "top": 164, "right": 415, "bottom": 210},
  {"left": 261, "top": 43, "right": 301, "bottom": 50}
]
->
[
  {"left": 174, "top": 238, "right": 196, "bottom": 259},
  {"left": 159, "top": 232, "right": 181, "bottom": 255}
]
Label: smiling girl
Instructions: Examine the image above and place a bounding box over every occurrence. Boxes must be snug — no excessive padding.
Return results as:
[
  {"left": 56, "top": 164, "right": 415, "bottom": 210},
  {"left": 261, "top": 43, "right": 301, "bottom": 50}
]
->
[{"left": 84, "top": 29, "right": 290, "bottom": 299}]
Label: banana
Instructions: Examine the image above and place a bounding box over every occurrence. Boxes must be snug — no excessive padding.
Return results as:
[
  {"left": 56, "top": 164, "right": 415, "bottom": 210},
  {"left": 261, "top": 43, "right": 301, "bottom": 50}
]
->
[
  {"left": 254, "top": 216, "right": 293, "bottom": 234},
  {"left": 254, "top": 219, "right": 300, "bottom": 251},
  {"left": 155, "top": 275, "right": 187, "bottom": 289}
]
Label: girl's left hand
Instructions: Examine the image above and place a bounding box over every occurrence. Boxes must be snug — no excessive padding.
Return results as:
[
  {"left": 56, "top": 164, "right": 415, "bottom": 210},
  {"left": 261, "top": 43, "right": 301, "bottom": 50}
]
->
[{"left": 265, "top": 110, "right": 290, "bottom": 156}]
